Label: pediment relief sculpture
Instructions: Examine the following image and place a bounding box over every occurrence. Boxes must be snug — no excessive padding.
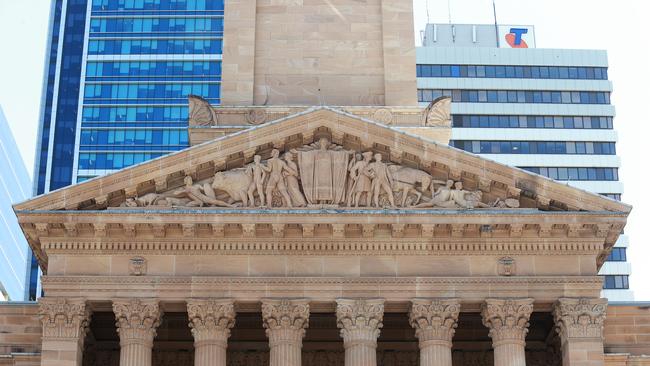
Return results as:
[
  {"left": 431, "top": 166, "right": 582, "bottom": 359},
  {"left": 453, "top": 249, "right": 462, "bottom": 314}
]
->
[{"left": 117, "top": 137, "right": 519, "bottom": 210}]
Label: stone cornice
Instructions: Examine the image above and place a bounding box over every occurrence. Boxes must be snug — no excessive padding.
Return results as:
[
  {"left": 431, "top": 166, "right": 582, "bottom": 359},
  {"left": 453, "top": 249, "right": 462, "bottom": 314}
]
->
[{"left": 38, "top": 238, "right": 604, "bottom": 256}]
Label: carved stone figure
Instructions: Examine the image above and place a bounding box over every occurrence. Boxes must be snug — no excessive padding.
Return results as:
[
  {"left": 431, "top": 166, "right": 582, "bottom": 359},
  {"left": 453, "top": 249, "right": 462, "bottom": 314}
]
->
[
  {"left": 447, "top": 181, "right": 488, "bottom": 209},
  {"left": 122, "top": 193, "right": 190, "bottom": 208},
  {"left": 414, "top": 179, "right": 455, "bottom": 208},
  {"left": 247, "top": 155, "right": 267, "bottom": 207},
  {"left": 364, "top": 153, "right": 396, "bottom": 208},
  {"left": 212, "top": 168, "right": 254, "bottom": 207},
  {"left": 298, "top": 138, "right": 350, "bottom": 205},
  {"left": 110, "top": 140, "right": 519, "bottom": 211},
  {"left": 283, "top": 152, "right": 306, "bottom": 207},
  {"left": 174, "top": 176, "right": 233, "bottom": 207},
  {"left": 388, "top": 166, "right": 432, "bottom": 207},
  {"left": 347, "top": 151, "right": 373, "bottom": 207},
  {"left": 264, "top": 149, "right": 295, "bottom": 208}
]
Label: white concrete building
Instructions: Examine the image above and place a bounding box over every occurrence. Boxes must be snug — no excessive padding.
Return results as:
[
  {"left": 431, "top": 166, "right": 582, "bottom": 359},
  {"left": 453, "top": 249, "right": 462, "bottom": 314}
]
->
[{"left": 417, "top": 23, "right": 632, "bottom": 301}]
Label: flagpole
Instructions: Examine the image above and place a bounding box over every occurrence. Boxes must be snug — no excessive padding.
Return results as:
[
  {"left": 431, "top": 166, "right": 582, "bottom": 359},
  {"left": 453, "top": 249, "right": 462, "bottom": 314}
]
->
[{"left": 493, "top": 0, "right": 500, "bottom": 47}]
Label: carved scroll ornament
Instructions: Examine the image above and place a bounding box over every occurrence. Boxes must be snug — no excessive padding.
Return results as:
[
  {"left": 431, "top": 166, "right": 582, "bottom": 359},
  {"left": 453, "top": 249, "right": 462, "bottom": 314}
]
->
[{"left": 114, "top": 137, "right": 519, "bottom": 210}]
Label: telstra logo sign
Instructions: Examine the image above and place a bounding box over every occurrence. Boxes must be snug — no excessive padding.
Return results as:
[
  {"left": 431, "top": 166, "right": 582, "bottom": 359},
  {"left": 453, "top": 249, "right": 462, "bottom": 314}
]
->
[{"left": 505, "top": 28, "right": 529, "bottom": 48}]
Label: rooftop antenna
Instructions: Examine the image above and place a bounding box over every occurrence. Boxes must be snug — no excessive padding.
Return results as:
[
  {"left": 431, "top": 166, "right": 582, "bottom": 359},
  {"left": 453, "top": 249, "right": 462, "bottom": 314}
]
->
[
  {"left": 492, "top": 0, "right": 500, "bottom": 47},
  {"left": 448, "top": 0, "right": 452, "bottom": 24},
  {"left": 426, "top": 0, "right": 431, "bottom": 25}
]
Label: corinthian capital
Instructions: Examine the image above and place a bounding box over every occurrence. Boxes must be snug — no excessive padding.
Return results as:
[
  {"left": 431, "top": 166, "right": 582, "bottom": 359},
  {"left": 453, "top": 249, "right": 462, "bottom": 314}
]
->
[
  {"left": 113, "top": 299, "right": 162, "bottom": 344},
  {"left": 336, "top": 298, "right": 385, "bottom": 342},
  {"left": 262, "top": 298, "right": 310, "bottom": 332},
  {"left": 38, "top": 298, "right": 91, "bottom": 340},
  {"left": 187, "top": 299, "right": 236, "bottom": 343},
  {"left": 409, "top": 298, "right": 460, "bottom": 343},
  {"left": 553, "top": 298, "right": 607, "bottom": 341},
  {"left": 481, "top": 298, "right": 534, "bottom": 346}
]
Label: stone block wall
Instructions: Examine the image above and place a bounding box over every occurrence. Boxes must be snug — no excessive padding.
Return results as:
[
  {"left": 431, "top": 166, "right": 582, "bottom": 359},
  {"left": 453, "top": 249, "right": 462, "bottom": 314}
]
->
[
  {"left": 0, "top": 303, "right": 41, "bottom": 366},
  {"left": 604, "top": 304, "right": 650, "bottom": 356}
]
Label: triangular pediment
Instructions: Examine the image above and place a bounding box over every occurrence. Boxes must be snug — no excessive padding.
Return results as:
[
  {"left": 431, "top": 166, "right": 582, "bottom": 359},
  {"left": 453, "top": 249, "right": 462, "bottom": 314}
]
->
[
  {"left": 13, "top": 107, "right": 631, "bottom": 271},
  {"left": 15, "top": 107, "right": 630, "bottom": 214}
]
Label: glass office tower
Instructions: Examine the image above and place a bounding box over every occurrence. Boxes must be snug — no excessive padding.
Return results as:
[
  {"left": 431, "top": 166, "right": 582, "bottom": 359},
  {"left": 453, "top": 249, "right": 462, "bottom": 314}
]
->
[
  {"left": 31, "top": 0, "right": 224, "bottom": 298},
  {"left": 0, "top": 107, "right": 34, "bottom": 301},
  {"left": 34, "top": 0, "right": 224, "bottom": 195},
  {"left": 417, "top": 24, "right": 632, "bottom": 301}
]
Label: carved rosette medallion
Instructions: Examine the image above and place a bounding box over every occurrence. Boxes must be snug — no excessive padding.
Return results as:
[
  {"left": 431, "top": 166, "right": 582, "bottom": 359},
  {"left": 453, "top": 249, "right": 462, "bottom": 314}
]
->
[
  {"left": 553, "top": 298, "right": 607, "bottom": 341},
  {"left": 246, "top": 108, "right": 268, "bottom": 125},
  {"left": 336, "top": 298, "right": 385, "bottom": 345},
  {"left": 38, "top": 298, "right": 91, "bottom": 340},
  {"left": 113, "top": 299, "right": 163, "bottom": 346},
  {"left": 409, "top": 298, "right": 460, "bottom": 345},
  {"left": 187, "top": 299, "right": 236, "bottom": 345},
  {"left": 372, "top": 108, "right": 394, "bottom": 125},
  {"left": 261, "top": 298, "right": 310, "bottom": 345},
  {"left": 481, "top": 298, "right": 534, "bottom": 346}
]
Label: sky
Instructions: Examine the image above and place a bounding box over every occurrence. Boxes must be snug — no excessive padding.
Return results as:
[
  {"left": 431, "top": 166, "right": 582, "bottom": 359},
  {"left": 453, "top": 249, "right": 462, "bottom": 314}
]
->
[{"left": 0, "top": 0, "right": 648, "bottom": 299}]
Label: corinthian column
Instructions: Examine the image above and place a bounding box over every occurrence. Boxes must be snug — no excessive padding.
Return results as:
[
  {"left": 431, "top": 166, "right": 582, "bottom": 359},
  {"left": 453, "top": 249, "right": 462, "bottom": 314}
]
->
[
  {"left": 113, "top": 299, "right": 162, "bottom": 366},
  {"left": 481, "top": 298, "right": 534, "bottom": 366},
  {"left": 336, "top": 298, "right": 385, "bottom": 366},
  {"left": 38, "top": 298, "right": 91, "bottom": 366},
  {"left": 553, "top": 298, "right": 607, "bottom": 366},
  {"left": 187, "top": 299, "right": 236, "bottom": 366},
  {"left": 409, "top": 298, "right": 460, "bottom": 366},
  {"left": 261, "top": 298, "right": 310, "bottom": 366}
]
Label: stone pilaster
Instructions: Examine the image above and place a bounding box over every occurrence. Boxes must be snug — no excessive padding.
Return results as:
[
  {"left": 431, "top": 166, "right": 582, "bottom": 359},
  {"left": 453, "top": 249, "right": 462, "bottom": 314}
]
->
[
  {"left": 553, "top": 298, "right": 607, "bottom": 366},
  {"left": 38, "top": 298, "right": 90, "bottom": 366},
  {"left": 481, "top": 298, "right": 534, "bottom": 366},
  {"left": 187, "top": 299, "right": 236, "bottom": 366},
  {"left": 336, "top": 298, "right": 385, "bottom": 366},
  {"left": 409, "top": 298, "right": 460, "bottom": 366},
  {"left": 261, "top": 298, "right": 310, "bottom": 366},
  {"left": 113, "top": 299, "right": 162, "bottom": 366}
]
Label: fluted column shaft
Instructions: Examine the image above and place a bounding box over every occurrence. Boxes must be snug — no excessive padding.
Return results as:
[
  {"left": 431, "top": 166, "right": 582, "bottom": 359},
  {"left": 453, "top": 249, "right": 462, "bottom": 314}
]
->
[
  {"left": 38, "top": 298, "right": 91, "bottom": 366},
  {"left": 553, "top": 298, "right": 607, "bottom": 366},
  {"left": 336, "top": 298, "right": 384, "bottom": 366},
  {"left": 187, "top": 299, "right": 236, "bottom": 366},
  {"left": 409, "top": 298, "right": 460, "bottom": 366},
  {"left": 113, "top": 299, "right": 162, "bottom": 366},
  {"left": 481, "top": 298, "right": 534, "bottom": 366},
  {"left": 262, "top": 298, "right": 310, "bottom": 366}
]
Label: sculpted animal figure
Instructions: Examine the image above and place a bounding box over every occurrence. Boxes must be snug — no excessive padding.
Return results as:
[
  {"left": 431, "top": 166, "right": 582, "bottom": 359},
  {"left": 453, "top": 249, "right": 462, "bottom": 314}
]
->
[
  {"left": 388, "top": 165, "right": 433, "bottom": 206},
  {"left": 211, "top": 168, "right": 254, "bottom": 206}
]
